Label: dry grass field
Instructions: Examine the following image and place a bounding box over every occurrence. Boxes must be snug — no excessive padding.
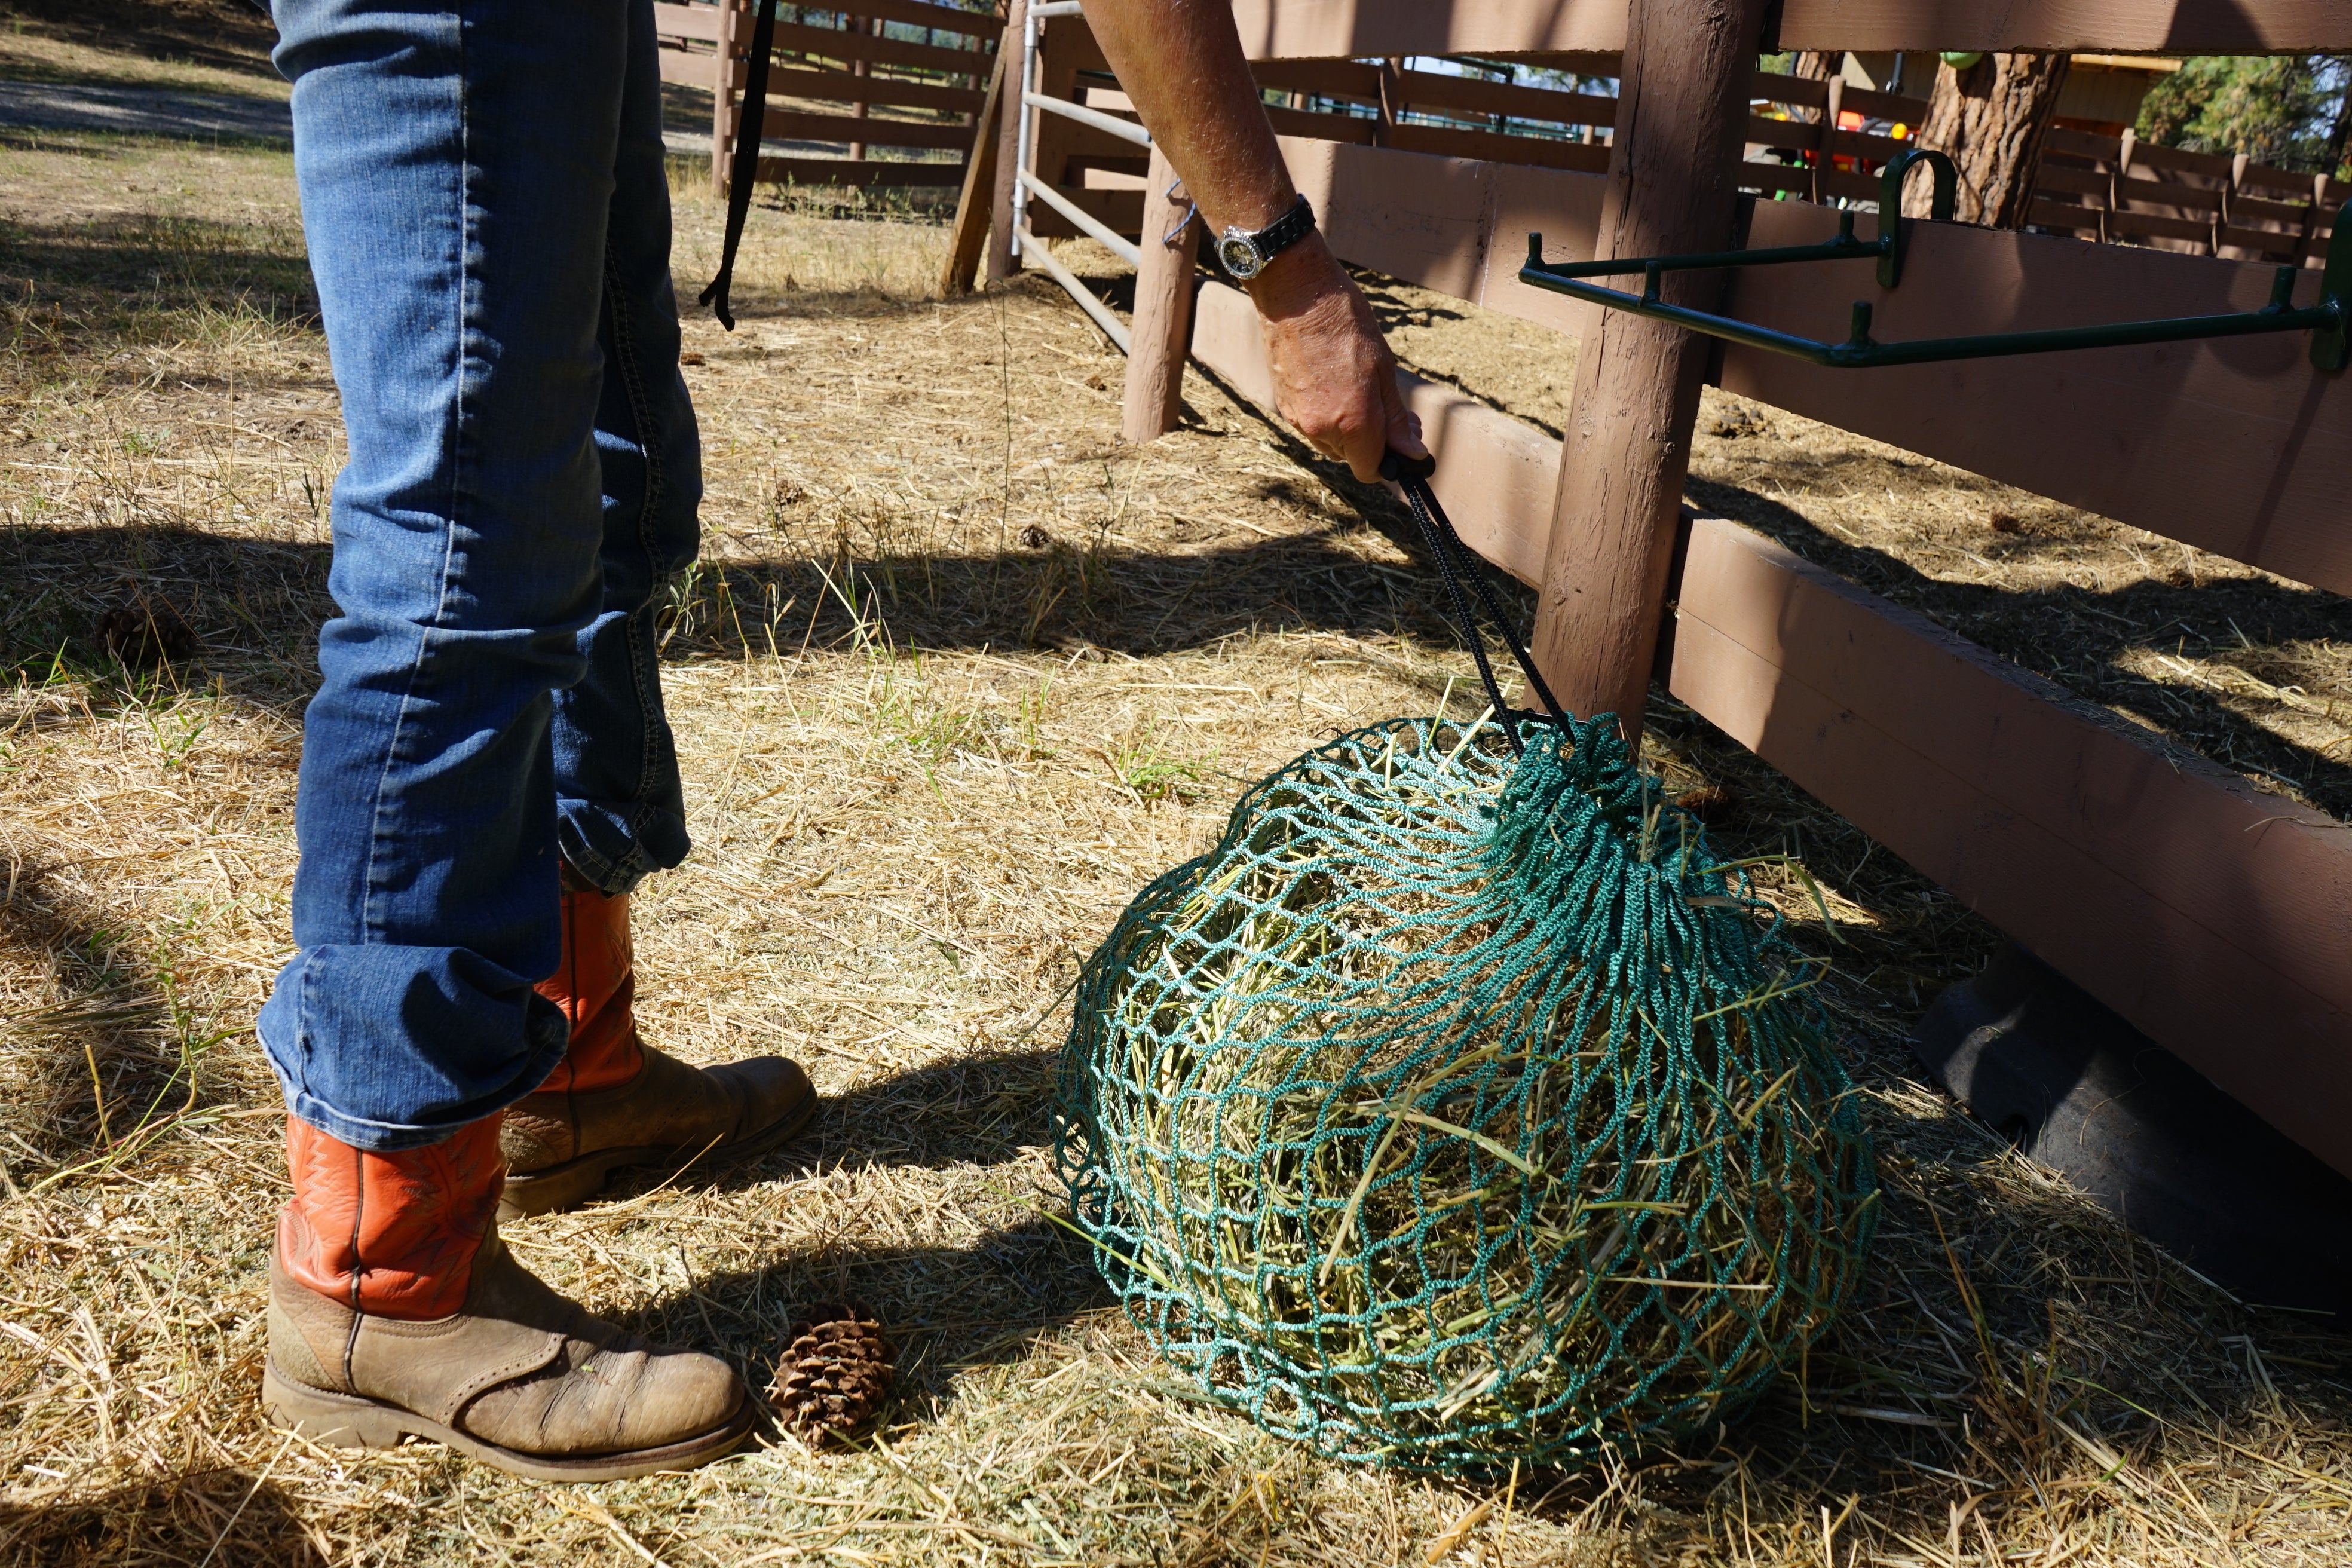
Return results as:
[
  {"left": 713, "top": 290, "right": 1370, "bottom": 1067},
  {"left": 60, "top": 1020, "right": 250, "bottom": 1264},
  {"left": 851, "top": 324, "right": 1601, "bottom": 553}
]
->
[{"left": 4, "top": 13, "right": 2351, "bottom": 1567}]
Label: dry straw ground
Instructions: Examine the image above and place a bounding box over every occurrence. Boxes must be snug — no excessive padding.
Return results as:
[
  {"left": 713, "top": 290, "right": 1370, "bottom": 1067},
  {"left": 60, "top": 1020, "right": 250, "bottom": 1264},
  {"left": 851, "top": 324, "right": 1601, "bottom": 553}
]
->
[{"left": 3, "top": 13, "right": 2351, "bottom": 1567}]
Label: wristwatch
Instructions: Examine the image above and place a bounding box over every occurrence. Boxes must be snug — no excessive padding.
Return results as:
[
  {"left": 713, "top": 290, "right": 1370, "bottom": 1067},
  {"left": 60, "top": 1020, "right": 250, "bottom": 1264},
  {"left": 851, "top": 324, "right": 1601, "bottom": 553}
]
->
[{"left": 1215, "top": 195, "right": 1316, "bottom": 281}]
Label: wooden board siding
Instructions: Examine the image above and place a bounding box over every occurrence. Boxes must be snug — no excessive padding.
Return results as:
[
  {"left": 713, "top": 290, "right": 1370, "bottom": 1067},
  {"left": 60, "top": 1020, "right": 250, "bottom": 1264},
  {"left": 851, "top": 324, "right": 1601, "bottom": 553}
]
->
[{"left": 1670, "top": 517, "right": 2352, "bottom": 1178}]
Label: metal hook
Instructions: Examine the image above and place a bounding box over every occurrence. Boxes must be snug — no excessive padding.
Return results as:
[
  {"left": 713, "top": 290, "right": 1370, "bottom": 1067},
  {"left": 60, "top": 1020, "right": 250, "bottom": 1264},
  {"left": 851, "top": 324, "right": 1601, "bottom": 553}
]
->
[{"left": 1875, "top": 146, "right": 1958, "bottom": 289}]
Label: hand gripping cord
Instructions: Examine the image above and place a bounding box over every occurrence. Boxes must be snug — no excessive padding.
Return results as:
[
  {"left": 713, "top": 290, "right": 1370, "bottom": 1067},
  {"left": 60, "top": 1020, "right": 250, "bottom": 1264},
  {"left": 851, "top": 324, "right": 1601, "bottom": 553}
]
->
[{"left": 1377, "top": 451, "right": 1570, "bottom": 757}]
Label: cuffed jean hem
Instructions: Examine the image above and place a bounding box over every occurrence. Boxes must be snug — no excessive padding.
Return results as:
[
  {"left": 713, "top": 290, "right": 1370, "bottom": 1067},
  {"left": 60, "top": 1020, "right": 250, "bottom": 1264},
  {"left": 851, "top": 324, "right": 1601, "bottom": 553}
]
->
[
  {"left": 271, "top": 1079, "right": 566, "bottom": 1153},
  {"left": 256, "top": 944, "right": 573, "bottom": 1153},
  {"left": 556, "top": 819, "right": 680, "bottom": 898}
]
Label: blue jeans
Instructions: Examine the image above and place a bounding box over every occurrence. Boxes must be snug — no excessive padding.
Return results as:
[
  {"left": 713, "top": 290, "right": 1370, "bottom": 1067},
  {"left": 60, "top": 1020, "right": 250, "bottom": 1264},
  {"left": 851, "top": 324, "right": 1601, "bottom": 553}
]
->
[{"left": 258, "top": 0, "right": 699, "bottom": 1151}]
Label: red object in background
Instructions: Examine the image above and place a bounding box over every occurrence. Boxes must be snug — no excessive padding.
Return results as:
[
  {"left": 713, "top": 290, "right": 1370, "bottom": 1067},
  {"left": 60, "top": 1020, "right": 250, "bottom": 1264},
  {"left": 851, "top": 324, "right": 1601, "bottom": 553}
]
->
[{"left": 1832, "top": 108, "right": 1864, "bottom": 174}]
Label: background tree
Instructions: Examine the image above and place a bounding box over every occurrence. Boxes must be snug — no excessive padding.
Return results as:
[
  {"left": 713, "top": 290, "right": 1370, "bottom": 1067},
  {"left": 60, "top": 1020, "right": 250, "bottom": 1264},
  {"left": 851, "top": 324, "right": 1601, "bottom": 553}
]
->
[
  {"left": 1905, "top": 53, "right": 2071, "bottom": 228},
  {"left": 2136, "top": 55, "right": 2352, "bottom": 175},
  {"left": 1788, "top": 51, "right": 1839, "bottom": 122}
]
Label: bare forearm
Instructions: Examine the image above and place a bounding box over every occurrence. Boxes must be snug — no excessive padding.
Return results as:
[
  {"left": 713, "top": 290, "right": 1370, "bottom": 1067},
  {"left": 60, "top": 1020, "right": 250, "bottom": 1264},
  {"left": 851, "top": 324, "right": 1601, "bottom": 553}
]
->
[
  {"left": 1075, "top": 0, "right": 1293, "bottom": 234},
  {"left": 1071, "top": 0, "right": 1425, "bottom": 479}
]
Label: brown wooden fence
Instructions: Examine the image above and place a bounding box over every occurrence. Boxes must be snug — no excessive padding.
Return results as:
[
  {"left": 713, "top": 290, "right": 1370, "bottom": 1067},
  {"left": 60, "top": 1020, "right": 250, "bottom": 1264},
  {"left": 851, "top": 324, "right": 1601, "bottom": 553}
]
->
[
  {"left": 2033, "top": 128, "right": 2351, "bottom": 262},
  {"left": 1741, "top": 72, "right": 2349, "bottom": 265},
  {"left": 981, "top": 0, "right": 2352, "bottom": 1181},
  {"left": 1010, "top": 53, "right": 1928, "bottom": 255},
  {"left": 1004, "top": 43, "right": 2348, "bottom": 268},
  {"left": 656, "top": 0, "right": 999, "bottom": 194}
]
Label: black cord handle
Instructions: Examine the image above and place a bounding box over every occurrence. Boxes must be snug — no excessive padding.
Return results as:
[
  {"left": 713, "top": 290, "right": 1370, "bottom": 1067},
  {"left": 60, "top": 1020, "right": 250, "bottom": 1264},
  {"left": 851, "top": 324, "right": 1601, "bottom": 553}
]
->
[
  {"left": 1379, "top": 450, "right": 1570, "bottom": 757},
  {"left": 699, "top": 0, "right": 782, "bottom": 332}
]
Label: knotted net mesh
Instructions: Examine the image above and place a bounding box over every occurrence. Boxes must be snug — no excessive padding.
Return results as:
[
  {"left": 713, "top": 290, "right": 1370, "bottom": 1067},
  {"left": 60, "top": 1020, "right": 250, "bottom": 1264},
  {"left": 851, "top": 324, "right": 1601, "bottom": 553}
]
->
[{"left": 1052, "top": 712, "right": 1876, "bottom": 1471}]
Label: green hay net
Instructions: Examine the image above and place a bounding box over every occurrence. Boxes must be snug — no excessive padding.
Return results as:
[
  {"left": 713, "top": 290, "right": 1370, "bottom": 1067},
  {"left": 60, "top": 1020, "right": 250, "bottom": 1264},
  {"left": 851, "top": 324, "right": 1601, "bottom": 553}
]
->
[{"left": 1050, "top": 468, "right": 1876, "bottom": 1473}]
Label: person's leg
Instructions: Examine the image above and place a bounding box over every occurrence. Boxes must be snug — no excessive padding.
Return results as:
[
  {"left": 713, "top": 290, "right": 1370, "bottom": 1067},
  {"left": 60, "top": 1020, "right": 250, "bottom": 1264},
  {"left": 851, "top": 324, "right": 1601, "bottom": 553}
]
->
[
  {"left": 534, "top": 0, "right": 697, "bottom": 1102},
  {"left": 259, "top": 0, "right": 747, "bottom": 1478},
  {"left": 505, "top": 0, "right": 814, "bottom": 1212},
  {"left": 547, "top": 0, "right": 700, "bottom": 899},
  {"left": 258, "top": 0, "right": 623, "bottom": 1149}
]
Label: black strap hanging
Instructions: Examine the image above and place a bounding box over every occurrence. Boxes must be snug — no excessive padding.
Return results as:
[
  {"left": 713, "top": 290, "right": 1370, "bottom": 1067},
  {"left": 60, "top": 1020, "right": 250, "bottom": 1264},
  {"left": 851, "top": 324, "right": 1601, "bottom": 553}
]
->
[
  {"left": 699, "top": 0, "right": 782, "bottom": 332},
  {"left": 1378, "top": 451, "right": 1570, "bottom": 757}
]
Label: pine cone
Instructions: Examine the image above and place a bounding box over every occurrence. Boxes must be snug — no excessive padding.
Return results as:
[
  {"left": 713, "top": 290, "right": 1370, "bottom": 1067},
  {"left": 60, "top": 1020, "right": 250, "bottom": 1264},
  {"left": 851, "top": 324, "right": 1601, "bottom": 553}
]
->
[
  {"left": 768, "top": 1304, "right": 893, "bottom": 1443},
  {"left": 1673, "top": 782, "right": 1736, "bottom": 824},
  {"left": 95, "top": 598, "right": 198, "bottom": 666}
]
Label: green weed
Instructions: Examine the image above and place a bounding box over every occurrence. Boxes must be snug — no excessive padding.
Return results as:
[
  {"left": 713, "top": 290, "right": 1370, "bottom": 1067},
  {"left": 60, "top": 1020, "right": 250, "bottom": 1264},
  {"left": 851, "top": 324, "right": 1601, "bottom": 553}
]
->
[{"left": 1106, "top": 733, "right": 1213, "bottom": 806}]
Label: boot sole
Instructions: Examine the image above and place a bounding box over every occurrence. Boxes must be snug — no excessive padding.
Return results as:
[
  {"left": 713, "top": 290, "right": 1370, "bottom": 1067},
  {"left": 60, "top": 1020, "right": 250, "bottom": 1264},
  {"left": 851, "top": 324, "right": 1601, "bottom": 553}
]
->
[
  {"left": 262, "top": 1361, "right": 752, "bottom": 1483},
  {"left": 499, "top": 1084, "right": 820, "bottom": 1220}
]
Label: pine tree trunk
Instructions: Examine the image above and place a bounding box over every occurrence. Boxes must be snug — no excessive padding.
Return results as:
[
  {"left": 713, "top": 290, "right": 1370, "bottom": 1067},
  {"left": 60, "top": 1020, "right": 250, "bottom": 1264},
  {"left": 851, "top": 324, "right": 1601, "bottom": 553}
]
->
[
  {"left": 1906, "top": 52, "right": 2072, "bottom": 228},
  {"left": 1791, "top": 51, "right": 1839, "bottom": 123}
]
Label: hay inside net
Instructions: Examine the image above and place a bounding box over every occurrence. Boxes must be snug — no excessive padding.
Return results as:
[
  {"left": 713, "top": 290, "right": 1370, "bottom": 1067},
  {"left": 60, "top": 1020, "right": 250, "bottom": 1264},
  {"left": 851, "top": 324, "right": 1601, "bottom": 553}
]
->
[{"left": 1052, "top": 712, "right": 1877, "bottom": 1471}]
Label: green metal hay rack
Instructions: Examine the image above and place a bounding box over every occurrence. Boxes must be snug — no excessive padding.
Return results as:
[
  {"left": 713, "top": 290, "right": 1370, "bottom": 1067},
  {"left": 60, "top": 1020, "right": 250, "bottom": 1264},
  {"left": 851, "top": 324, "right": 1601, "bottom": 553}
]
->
[{"left": 1520, "top": 149, "right": 2352, "bottom": 372}]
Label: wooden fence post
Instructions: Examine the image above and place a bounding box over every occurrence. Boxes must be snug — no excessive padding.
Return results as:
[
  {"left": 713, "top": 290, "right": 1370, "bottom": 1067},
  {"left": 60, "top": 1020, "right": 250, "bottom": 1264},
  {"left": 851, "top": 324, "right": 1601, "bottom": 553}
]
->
[
  {"left": 1374, "top": 57, "right": 1404, "bottom": 147},
  {"left": 849, "top": 16, "right": 873, "bottom": 162},
  {"left": 987, "top": 0, "right": 1029, "bottom": 280},
  {"left": 1122, "top": 145, "right": 1200, "bottom": 442},
  {"left": 2298, "top": 169, "right": 2330, "bottom": 262},
  {"left": 2106, "top": 127, "right": 2136, "bottom": 244},
  {"left": 711, "top": 0, "right": 745, "bottom": 198},
  {"left": 940, "top": 45, "right": 1007, "bottom": 297},
  {"left": 1811, "top": 75, "right": 1842, "bottom": 204},
  {"left": 1528, "top": 0, "right": 1768, "bottom": 743}
]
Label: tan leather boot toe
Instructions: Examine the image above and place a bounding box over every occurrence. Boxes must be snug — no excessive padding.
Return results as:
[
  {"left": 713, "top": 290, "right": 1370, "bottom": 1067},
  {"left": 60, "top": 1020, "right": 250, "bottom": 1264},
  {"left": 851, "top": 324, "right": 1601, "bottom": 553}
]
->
[
  {"left": 265, "top": 1229, "right": 749, "bottom": 1481},
  {"left": 500, "top": 1043, "right": 817, "bottom": 1217},
  {"left": 263, "top": 1116, "right": 749, "bottom": 1481}
]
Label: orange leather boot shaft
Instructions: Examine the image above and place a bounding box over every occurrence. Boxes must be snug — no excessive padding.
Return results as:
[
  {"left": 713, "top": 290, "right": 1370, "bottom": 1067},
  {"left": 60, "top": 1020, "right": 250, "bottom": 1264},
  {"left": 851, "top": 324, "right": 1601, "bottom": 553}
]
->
[
  {"left": 278, "top": 1115, "right": 506, "bottom": 1320},
  {"left": 536, "top": 883, "right": 648, "bottom": 1094}
]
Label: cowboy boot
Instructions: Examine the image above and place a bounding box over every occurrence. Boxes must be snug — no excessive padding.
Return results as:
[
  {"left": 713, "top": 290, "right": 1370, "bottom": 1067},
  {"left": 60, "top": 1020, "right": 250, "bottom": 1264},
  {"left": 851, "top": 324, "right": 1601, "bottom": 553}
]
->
[
  {"left": 500, "top": 877, "right": 817, "bottom": 1217},
  {"left": 262, "top": 1116, "right": 752, "bottom": 1482}
]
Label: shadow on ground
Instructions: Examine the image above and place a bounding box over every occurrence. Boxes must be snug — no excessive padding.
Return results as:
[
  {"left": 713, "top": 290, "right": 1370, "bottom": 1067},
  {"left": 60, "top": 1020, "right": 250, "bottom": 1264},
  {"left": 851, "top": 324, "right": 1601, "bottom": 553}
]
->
[
  {"left": 0, "top": 218, "right": 318, "bottom": 336},
  {"left": 607, "top": 1048, "right": 1108, "bottom": 1421},
  {"left": 0, "top": 0, "right": 282, "bottom": 83},
  {"left": 7, "top": 470, "right": 2345, "bottom": 816},
  {"left": 0, "top": 853, "right": 209, "bottom": 1171},
  {"left": 0, "top": 1468, "right": 321, "bottom": 1567}
]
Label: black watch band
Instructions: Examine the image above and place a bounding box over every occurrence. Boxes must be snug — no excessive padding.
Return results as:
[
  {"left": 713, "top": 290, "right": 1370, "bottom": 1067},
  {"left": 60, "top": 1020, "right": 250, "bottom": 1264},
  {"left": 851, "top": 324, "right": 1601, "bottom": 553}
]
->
[{"left": 1215, "top": 195, "right": 1316, "bottom": 281}]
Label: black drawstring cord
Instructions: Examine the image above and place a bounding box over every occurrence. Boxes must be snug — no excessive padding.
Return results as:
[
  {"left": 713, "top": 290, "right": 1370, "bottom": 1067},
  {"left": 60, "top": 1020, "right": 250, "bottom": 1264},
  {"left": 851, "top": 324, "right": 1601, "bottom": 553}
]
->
[
  {"left": 699, "top": 0, "right": 782, "bottom": 332},
  {"left": 1379, "top": 450, "right": 1571, "bottom": 758}
]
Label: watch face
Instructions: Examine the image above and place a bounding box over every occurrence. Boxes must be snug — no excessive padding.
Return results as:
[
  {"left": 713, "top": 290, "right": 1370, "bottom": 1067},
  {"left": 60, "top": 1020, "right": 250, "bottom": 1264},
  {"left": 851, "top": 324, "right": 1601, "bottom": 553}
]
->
[{"left": 1217, "top": 233, "right": 1263, "bottom": 279}]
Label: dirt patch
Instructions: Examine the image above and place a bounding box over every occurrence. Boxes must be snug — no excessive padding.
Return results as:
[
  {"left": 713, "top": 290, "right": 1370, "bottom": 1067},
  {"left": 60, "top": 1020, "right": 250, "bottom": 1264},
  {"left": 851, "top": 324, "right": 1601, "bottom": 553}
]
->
[{"left": 1, "top": 36, "right": 2348, "bottom": 1568}]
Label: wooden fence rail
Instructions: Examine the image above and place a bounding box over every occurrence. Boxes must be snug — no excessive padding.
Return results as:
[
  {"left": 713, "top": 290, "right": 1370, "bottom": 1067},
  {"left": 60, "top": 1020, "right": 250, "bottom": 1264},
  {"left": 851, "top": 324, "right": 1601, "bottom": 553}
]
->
[
  {"left": 1258, "top": 136, "right": 2352, "bottom": 621},
  {"left": 994, "top": 41, "right": 2348, "bottom": 271},
  {"left": 657, "top": 0, "right": 997, "bottom": 194},
  {"left": 2035, "top": 128, "right": 2351, "bottom": 263},
  {"left": 999, "top": 20, "right": 2352, "bottom": 602}
]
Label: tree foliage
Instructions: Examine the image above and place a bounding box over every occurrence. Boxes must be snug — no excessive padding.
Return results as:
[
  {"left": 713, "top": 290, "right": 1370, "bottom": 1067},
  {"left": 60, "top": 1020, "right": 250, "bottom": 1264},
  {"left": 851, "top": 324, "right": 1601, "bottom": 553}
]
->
[{"left": 2135, "top": 55, "right": 2352, "bottom": 174}]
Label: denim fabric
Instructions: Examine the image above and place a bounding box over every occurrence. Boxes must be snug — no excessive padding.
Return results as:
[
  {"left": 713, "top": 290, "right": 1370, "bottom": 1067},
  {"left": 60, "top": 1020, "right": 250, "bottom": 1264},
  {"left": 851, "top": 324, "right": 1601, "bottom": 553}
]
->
[{"left": 259, "top": 0, "right": 699, "bottom": 1151}]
